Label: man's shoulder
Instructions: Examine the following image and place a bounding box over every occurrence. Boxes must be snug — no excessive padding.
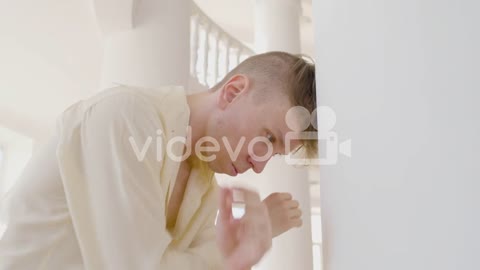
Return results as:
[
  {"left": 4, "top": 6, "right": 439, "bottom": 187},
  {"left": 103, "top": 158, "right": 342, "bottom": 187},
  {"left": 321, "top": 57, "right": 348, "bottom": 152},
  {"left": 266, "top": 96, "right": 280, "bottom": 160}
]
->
[
  {"left": 57, "top": 84, "right": 189, "bottom": 133},
  {"left": 92, "top": 84, "right": 186, "bottom": 110},
  {"left": 102, "top": 84, "right": 185, "bottom": 98},
  {"left": 63, "top": 84, "right": 187, "bottom": 118},
  {"left": 112, "top": 85, "right": 186, "bottom": 116}
]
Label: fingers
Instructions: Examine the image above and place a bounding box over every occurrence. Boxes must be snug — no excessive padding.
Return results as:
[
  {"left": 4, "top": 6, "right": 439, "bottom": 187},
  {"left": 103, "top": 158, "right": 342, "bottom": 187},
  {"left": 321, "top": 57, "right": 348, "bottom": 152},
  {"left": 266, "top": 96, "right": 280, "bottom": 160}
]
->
[
  {"left": 289, "top": 208, "right": 302, "bottom": 219},
  {"left": 288, "top": 208, "right": 303, "bottom": 229},
  {"left": 267, "top": 193, "right": 299, "bottom": 208},
  {"left": 290, "top": 218, "right": 303, "bottom": 228},
  {"left": 267, "top": 192, "right": 292, "bottom": 201},
  {"left": 278, "top": 192, "right": 292, "bottom": 200},
  {"left": 284, "top": 199, "right": 300, "bottom": 209},
  {"left": 218, "top": 187, "right": 233, "bottom": 222},
  {"left": 226, "top": 187, "right": 272, "bottom": 269},
  {"left": 232, "top": 187, "right": 262, "bottom": 210},
  {"left": 233, "top": 188, "right": 270, "bottom": 235}
]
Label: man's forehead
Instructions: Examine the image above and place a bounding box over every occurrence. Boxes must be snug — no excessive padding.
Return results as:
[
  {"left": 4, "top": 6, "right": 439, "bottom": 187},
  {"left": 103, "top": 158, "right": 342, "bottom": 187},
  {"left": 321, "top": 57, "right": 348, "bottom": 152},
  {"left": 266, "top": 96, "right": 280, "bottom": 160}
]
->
[{"left": 265, "top": 106, "right": 310, "bottom": 131}]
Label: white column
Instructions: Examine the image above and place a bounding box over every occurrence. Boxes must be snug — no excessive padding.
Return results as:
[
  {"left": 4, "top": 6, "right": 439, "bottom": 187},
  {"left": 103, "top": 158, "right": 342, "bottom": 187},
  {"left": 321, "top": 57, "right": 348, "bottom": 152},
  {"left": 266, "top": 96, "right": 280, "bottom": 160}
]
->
[
  {"left": 257, "top": 159, "right": 314, "bottom": 270},
  {"left": 253, "top": 1, "right": 314, "bottom": 269},
  {"left": 0, "top": 132, "right": 33, "bottom": 197},
  {"left": 254, "top": 0, "right": 302, "bottom": 53},
  {"left": 313, "top": 0, "right": 480, "bottom": 269},
  {"left": 95, "top": 0, "right": 190, "bottom": 89}
]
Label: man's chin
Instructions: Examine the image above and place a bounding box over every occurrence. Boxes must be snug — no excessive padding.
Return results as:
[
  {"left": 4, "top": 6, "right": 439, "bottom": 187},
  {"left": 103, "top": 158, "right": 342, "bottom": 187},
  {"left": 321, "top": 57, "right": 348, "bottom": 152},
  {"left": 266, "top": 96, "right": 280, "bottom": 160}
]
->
[
  {"left": 209, "top": 161, "right": 238, "bottom": 176},
  {"left": 205, "top": 161, "right": 224, "bottom": 174}
]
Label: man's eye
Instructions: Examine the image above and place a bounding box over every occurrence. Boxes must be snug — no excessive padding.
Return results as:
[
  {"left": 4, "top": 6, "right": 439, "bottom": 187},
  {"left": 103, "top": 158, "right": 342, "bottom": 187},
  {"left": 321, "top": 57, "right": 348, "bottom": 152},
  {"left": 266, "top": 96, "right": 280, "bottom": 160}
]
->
[{"left": 266, "top": 133, "right": 276, "bottom": 143}]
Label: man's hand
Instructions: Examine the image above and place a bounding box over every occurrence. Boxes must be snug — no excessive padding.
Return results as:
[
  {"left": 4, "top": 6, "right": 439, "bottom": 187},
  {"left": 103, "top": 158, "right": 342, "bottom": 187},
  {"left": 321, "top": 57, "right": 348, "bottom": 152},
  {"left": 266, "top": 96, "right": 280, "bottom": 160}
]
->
[
  {"left": 216, "top": 187, "right": 272, "bottom": 270},
  {"left": 263, "top": 192, "right": 303, "bottom": 238}
]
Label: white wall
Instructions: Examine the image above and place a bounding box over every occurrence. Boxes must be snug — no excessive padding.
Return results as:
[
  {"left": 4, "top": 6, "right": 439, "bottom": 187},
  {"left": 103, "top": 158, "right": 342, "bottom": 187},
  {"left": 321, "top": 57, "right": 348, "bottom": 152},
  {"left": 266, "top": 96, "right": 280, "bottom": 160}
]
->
[
  {"left": 0, "top": 0, "right": 103, "bottom": 139},
  {"left": 313, "top": 0, "right": 479, "bottom": 269},
  {"left": 0, "top": 127, "right": 33, "bottom": 197}
]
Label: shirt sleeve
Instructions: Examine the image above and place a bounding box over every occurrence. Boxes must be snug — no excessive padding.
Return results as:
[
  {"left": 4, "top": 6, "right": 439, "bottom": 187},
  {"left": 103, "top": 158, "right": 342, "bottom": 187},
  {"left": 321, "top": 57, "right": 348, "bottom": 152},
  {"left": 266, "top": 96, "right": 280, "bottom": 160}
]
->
[{"left": 56, "top": 91, "right": 224, "bottom": 270}]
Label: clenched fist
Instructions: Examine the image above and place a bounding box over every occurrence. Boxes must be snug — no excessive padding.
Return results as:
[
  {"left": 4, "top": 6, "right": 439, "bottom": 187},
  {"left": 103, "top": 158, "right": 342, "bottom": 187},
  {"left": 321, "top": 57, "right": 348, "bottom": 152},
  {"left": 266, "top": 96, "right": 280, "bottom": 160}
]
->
[{"left": 263, "top": 192, "right": 303, "bottom": 238}]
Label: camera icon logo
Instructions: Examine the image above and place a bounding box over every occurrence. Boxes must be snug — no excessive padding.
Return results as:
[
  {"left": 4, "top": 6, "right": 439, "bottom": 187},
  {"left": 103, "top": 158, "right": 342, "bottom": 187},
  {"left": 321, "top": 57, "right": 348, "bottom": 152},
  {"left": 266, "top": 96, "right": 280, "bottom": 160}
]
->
[{"left": 284, "top": 106, "right": 352, "bottom": 166}]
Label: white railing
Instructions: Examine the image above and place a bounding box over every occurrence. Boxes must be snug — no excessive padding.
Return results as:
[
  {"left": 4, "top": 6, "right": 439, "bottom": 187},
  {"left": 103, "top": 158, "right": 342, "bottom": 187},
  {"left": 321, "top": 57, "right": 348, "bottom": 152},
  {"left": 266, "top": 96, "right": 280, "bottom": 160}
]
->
[{"left": 190, "top": 3, "right": 255, "bottom": 88}]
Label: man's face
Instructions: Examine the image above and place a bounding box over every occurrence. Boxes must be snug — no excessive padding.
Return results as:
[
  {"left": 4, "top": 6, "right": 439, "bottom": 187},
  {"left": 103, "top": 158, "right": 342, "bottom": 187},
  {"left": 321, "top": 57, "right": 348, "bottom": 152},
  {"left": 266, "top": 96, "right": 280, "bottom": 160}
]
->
[{"left": 202, "top": 77, "right": 302, "bottom": 176}]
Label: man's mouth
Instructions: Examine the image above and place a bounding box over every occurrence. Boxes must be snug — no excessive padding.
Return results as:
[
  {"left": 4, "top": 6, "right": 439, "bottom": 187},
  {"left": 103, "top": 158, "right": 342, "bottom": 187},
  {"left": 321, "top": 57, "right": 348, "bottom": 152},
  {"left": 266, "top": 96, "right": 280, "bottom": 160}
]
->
[{"left": 231, "top": 164, "right": 238, "bottom": 176}]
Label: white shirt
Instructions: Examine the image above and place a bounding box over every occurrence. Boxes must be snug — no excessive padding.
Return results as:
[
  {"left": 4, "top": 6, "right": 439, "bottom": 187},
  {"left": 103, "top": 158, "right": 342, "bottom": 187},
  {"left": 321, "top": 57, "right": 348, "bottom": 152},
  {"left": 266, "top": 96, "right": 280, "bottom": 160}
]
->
[{"left": 0, "top": 85, "right": 223, "bottom": 270}]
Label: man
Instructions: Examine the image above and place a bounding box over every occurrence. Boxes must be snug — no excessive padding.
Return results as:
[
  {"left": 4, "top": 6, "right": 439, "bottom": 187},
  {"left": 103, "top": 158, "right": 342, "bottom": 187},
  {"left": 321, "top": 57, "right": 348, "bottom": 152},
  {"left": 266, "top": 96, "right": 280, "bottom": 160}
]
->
[{"left": 0, "top": 51, "right": 317, "bottom": 269}]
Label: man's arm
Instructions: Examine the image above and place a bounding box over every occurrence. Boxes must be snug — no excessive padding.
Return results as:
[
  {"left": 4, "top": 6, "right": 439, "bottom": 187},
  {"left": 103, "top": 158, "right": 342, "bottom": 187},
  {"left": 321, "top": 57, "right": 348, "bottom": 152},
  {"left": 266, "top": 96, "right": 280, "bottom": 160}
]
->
[{"left": 57, "top": 91, "right": 222, "bottom": 269}]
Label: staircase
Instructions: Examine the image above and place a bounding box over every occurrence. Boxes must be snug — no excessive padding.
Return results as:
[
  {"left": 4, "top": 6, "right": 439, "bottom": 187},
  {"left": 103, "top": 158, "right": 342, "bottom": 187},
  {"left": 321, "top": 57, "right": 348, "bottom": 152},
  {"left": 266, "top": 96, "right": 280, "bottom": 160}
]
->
[{"left": 190, "top": 3, "right": 254, "bottom": 88}]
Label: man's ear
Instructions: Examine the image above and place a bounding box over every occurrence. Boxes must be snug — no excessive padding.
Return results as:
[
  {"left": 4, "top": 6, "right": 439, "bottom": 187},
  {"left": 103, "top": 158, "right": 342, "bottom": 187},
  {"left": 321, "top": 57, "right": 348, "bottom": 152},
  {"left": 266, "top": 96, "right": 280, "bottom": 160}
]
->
[{"left": 217, "top": 74, "right": 249, "bottom": 109}]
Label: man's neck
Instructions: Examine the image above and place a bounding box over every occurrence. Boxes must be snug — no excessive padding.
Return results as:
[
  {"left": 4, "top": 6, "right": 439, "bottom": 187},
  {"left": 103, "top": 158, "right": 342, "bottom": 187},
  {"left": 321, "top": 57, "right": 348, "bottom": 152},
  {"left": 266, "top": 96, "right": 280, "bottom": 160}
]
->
[{"left": 185, "top": 90, "right": 215, "bottom": 159}]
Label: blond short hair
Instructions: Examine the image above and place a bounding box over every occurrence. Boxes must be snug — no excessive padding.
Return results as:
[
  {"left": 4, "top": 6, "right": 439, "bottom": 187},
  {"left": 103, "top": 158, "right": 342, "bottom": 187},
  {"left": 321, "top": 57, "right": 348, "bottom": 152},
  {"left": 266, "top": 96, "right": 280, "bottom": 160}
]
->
[{"left": 212, "top": 51, "right": 318, "bottom": 159}]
